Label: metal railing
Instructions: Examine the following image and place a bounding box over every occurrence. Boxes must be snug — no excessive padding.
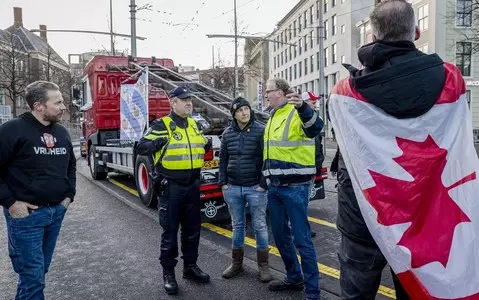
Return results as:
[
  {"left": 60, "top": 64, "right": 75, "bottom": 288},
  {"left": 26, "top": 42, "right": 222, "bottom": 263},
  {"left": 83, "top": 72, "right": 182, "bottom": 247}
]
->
[{"left": 62, "top": 121, "right": 82, "bottom": 141}]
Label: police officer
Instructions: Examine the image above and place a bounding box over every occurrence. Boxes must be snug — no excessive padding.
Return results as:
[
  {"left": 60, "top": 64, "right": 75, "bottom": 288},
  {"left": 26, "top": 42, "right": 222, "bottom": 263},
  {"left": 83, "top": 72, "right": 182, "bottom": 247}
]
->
[{"left": 137, "top": 86, "right": 212, "bottom": 295}]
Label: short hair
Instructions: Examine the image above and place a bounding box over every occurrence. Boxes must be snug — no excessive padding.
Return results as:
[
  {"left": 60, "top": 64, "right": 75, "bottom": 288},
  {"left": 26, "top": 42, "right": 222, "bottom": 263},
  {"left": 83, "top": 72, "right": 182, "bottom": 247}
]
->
[
  {"left": 370, "top": 0, "right": 416, "bottom": 42},
  {"left": 268, "top": 78, "right": 291, "bottom": 95},
  {"left": 25, "top": 81, "right": 60, "bottom": 109}
]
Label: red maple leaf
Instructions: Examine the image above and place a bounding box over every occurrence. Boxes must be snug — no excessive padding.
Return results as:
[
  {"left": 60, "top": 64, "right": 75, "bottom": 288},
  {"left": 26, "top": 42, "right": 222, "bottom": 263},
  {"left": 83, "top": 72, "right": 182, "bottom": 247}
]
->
[{"left": 363, "top": 135, "right": 476, "bottom": 269}]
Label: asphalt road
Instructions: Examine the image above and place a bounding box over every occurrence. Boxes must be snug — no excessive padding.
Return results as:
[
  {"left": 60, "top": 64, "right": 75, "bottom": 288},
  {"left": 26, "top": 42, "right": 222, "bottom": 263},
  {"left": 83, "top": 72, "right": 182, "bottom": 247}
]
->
[{"left": 0, "top": 146, "right": 397, "bottom": 299}]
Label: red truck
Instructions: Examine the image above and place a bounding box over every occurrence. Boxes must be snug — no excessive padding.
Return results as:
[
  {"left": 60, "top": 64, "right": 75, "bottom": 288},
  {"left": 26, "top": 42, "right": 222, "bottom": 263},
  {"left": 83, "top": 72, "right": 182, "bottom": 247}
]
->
[{"left": 79, "top": 55, "right": 328, "bottom": 222}]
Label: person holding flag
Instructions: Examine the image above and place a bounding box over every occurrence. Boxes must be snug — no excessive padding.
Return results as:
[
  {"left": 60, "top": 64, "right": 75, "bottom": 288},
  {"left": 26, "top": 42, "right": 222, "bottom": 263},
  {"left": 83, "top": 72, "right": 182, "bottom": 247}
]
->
[{"left": 328, "top": 0, "right": 479, "bottom": 299}]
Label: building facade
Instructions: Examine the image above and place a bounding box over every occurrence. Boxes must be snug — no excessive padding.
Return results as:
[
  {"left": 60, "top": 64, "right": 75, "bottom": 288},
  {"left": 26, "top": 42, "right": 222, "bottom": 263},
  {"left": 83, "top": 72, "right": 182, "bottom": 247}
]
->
[
  {"left": 0, "top": 7, "right": 72, "bottom": 121},
  {"left": 243, "top": 37, "right": 270, "bottom": 110},
  {"left": 357, "top": 0, "right": 479, "bottom": 129},
  {"left": 268, "top": 0, "right": 373, "bottom": 97}
]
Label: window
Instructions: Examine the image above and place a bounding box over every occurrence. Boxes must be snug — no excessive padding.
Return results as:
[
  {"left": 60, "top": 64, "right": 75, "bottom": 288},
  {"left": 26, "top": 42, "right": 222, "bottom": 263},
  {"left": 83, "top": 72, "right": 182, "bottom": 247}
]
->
[
  {"left": 341, "top": 24, "right": 346, "bottom": 34},
  {"left": 299, "top": 16, "right": 302, "bottom": 33},
  {"left": 304, "top": 34, "right": 308, "bottom": 51},
  {"left": 293, "top": 21, "right": 297, "bottom": 36},
  {"left": 332, "top": 0, "right": 336, "bottom": 7},
  {"left": 285, "top": 69, "right": 288, "bottom": 81},
  {"left": 456, "top": 0, "right": 472, "bottom": 27},
  {"left": 294, "top": 64, "right": 297, "bottom": 79},
  {"left": 324, "top": 76, "right": 329, "bottom": 96},
  {"left": 317, "top": 52, "right": 320, "bottom": 70},
  {"left": 456, "top": 42, "right": 472, "bottom": 76},
  {"left": 324, "top": 0, "right": 328, "bottom": 13},
  {"left": 332, "top": 72, "right": 338, "bottom": 86},
  {"left": 0, "top": 88, "right": 4, "bottom": 105},
  {"left": 466, "top": 90, "right": 471, "bottom": 109},
  {"left": 310, "top": 6, "right": 314, "bottom": 24},
  {"left": 418, "top": 44, "right": 428, "bottom": 54},
  {"left": 341, "top": 55, "right": 346, "bottom": 63},
  {"left": 324, "top": 20, "right": 328, "bottom": 40},
  {"left": 310, "top": 55, "right": 315, "bottom": 72},
  {"left": 310, "top": 31, "right": 314, "bottom": 47},
  {"left": 299, "top": 38, "right": 302, "bottom": 55},
  {"left": 316, "top": 1, "right": 320, "bottom": 19},
  {"left": 418, "top": 4, "right": 428, "bottom": 31},
  {"left": 324, "top": 48, "right": 329, "bottom": 67},
  {"left": 304, "top": 58, "right": 308, "bottom": 75},
  {"left": 332, "top": 43, "right": 337, "bottom": 63},
  {"left": 332, "top": 15, "right": 337, "bottom": 35},
  {"left": 299, "top": 61, "right": 303, "bottom": 77},
  {"left": 289, "top": 66, "right": 293, "bottom": 81}
]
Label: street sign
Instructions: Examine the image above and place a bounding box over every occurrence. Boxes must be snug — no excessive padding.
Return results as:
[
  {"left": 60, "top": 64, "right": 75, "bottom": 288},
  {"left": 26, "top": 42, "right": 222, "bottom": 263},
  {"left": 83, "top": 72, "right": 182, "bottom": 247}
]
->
[{"left": 257, "top": 81, "right": 263, "bottom": 111}]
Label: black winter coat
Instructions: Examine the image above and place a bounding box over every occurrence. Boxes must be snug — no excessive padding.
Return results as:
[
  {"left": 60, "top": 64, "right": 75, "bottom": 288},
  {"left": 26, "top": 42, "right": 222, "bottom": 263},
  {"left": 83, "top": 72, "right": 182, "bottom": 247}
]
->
[{"left": 219, "top": 115, "right": 266, "bottom": 189}]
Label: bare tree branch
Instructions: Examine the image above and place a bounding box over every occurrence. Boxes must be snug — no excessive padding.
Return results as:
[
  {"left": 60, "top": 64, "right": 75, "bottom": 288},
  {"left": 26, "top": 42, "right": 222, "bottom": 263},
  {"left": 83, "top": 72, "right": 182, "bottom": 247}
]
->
[{"left": 0, "top": 32, "right": 30, "bottom": 117}]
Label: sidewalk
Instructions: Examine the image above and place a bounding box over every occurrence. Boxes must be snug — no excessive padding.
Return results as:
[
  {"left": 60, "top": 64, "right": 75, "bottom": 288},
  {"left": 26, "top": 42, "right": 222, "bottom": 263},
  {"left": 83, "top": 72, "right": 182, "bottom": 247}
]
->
[{"left": 0, "top": 174, "right": 337, "bottom": 300}]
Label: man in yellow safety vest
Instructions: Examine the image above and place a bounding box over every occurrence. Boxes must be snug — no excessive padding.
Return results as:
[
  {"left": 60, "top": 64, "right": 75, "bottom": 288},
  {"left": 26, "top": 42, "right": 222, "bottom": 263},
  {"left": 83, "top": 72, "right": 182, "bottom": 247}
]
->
[
  {"left": 262, "top": 78, "right": 324, "bottom": 300},
  {"left": 137, "top": 86, "right": 212, "bottom": 295}
]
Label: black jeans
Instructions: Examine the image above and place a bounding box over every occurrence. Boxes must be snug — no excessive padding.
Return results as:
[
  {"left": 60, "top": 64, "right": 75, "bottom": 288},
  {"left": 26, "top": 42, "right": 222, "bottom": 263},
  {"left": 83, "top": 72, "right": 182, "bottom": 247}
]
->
[
  {"left": 158, "top": 179, "right": 201, "bottom": 271},
  {"left": 338, "top": 234, "right": 409, "bottom": 300}
]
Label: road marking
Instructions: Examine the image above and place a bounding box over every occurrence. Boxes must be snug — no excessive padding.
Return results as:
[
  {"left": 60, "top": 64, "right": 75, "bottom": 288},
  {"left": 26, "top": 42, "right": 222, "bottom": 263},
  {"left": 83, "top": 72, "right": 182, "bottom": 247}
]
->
[
  {"left": 308, "top": 216, "right": 337, "bottom": 229},
  {"left": 203, "top": 223, "right": 396, "bottom": 299},
  {"left": 109, "top": 178, "right": 140, "bottom": 196},
  {"left": 108, "top": 178, "right": 396, "bottom": 299}
]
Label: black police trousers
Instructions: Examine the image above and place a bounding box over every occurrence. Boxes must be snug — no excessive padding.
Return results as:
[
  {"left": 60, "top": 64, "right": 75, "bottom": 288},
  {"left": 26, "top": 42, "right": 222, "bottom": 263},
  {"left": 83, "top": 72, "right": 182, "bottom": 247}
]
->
[
  {"left": 338, "top": 234, "right": 409, "bottom": 300},
  {"left": 158, "top": 179, "right": 201, "bottom": 271}
]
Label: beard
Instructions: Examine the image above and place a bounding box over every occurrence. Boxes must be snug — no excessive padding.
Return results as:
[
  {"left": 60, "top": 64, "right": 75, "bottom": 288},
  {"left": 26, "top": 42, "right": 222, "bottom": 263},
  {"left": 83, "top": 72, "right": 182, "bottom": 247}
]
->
[{"left": 43, "top": 112, "right": 63, "bottom": 123}]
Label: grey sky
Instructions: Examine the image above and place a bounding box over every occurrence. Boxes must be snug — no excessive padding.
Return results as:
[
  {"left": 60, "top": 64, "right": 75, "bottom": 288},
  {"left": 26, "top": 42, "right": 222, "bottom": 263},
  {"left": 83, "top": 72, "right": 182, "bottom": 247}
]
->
[{"left": 0, "top": 0, "right": 298, "bottom": 70}]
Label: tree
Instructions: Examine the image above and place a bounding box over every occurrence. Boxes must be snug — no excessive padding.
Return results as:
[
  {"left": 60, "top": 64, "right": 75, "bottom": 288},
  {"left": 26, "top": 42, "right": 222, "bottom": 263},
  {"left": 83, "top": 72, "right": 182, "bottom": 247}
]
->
[
  {"left": 449, "top": 0, "right": 479, "bottom": 53},
  {"left": 0, "top": 32, "right": 30, "bottom": 117}
]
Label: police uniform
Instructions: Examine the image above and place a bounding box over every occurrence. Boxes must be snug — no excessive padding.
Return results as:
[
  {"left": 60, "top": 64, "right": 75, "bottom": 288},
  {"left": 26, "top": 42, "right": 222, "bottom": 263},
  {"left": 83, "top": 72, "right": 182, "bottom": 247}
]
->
[{"left": 137, "top": 87, "right": 211, "bottom": 295}]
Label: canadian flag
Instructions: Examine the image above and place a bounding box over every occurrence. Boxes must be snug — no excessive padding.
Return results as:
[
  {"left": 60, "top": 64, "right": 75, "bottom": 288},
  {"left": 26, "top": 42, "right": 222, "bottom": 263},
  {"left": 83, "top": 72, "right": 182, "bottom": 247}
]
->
[
  {"left": 301, "top": 91, "right": 320, "bottom": 101},
  {"left": 328, "top": 63, "right": 479, "bottom": 299}
]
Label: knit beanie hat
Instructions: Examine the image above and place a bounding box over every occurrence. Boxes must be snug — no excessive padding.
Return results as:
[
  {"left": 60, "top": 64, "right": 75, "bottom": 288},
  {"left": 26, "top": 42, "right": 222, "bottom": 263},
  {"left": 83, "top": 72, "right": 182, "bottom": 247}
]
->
[{"left": 230, "top": 97, "right": 251, "bottom": 116}]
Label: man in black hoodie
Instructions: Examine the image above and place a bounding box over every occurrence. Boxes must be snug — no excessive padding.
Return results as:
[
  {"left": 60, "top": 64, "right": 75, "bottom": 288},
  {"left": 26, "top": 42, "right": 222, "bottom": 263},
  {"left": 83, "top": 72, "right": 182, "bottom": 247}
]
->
[
  {"left": 330, "top": 0, "right": 440, "bottom": 298},
  {"left": 0, "top": 81, "right": 76, "bottom": 300}
]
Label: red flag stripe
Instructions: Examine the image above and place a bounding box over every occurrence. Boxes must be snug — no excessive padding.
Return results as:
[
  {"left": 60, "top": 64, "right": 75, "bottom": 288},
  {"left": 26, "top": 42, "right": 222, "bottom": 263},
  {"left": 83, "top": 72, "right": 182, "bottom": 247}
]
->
[
  {"left": 397, "top": 271, "right": 479, "bottom": 299},
  {"left": 331, "top": 62, "right": 466, "bottom": 105},
  {"left": 436, "top": 62, "right": 466, "bottom": 104}
]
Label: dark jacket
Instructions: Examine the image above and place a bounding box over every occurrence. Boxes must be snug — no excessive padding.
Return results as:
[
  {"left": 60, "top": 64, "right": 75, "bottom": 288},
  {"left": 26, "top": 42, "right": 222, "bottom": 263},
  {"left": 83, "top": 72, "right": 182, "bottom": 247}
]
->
[
  {"left": 218, "top": 114, "right": 266, "bottom": 189},
  {"left": 335, "top": 40, "right": 447, "bottom": 245},
  {"left": 264, "top": 101, "right": 324, "bottom": 185},
  {"left": 136, "top": 112, "right": 212, "bottom": 186},
  {"left": 314, "top": 134, "right": 324, "bottom": 174},
  {"left": 0, "top": 112, "right": 76, "bottom": 208}
]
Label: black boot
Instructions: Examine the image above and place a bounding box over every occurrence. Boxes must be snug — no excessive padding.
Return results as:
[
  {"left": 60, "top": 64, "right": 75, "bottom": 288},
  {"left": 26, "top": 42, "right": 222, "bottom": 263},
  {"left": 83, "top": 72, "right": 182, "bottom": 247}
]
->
[
  {"left": 268, "top": 279, "right": 304, "bottom": 292},
  {"left": 183, "top": 264, "right": 210, "bottom": 283},
  {"left": 163, "top": 270, "right": 178, "bottom": 295}
]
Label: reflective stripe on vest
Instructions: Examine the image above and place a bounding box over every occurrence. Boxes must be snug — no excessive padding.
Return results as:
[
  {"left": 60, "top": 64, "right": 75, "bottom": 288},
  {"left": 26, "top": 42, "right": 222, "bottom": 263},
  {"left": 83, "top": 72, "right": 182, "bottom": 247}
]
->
[
  {"left": 263, "top": 104, "right": 315, "bottom": 177},
  {"left": 153, "top": 116, "right": 206, "bottom": 170}
]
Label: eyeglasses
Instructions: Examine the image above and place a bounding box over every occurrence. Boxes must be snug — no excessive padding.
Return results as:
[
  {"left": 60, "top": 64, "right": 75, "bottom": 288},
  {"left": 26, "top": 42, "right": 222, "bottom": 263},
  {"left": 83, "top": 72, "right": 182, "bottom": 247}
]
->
[{"left": 264, "top": 89, "right": 279, "bottom": 95}]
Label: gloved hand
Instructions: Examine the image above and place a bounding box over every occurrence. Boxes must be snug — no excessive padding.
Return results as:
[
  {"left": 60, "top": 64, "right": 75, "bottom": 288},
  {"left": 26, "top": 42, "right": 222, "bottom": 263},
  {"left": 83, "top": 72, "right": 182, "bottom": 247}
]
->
[{"left": 152, "top": 137, "right": 168, "bottom": 151}]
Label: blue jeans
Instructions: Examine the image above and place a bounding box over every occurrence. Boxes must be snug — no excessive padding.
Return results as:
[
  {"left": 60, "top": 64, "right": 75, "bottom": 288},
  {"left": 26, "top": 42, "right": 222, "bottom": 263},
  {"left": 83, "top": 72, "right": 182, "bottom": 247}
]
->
[
  {"left": 223, "top": 184, "right": 269, "bottom": 250},
  {"left": 3, "top": 204, "right": 67, "bottom": 300},
  {"left": 268, "top": 184, "right": 320, "bottom": 299}
]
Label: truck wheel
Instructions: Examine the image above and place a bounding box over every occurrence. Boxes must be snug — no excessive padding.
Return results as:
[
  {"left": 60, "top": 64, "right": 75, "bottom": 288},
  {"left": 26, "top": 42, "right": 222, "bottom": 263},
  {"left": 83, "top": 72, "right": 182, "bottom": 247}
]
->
[
  {"left": 89, "top": 145, "right": 108, "bottom": 180},
  {"left": 135, "top": 155, "right": 158, "bottom": 208}
]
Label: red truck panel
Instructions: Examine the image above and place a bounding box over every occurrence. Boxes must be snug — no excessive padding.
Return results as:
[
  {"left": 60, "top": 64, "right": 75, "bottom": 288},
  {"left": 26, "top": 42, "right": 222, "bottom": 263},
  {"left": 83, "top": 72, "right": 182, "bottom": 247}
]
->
[{"left": 83, "top": 56, "right": 173, "bottom": 138}]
